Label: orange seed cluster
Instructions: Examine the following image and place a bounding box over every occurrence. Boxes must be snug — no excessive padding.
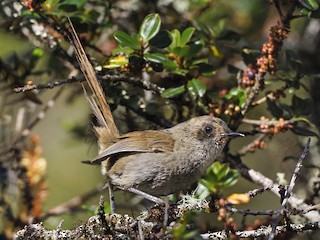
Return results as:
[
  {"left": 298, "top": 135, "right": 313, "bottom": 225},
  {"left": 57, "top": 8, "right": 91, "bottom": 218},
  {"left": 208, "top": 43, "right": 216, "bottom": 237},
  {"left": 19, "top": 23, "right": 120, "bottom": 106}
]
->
[{"left": 257, "top": 22, "right": 289, "bottom": 74}]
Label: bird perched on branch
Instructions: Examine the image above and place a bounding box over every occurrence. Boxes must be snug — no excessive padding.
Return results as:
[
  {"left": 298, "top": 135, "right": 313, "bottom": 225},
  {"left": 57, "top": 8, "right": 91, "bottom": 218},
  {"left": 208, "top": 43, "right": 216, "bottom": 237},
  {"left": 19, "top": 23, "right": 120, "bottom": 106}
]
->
[{"left": 67, "top": 19, "right": 244, "bottom": 213}]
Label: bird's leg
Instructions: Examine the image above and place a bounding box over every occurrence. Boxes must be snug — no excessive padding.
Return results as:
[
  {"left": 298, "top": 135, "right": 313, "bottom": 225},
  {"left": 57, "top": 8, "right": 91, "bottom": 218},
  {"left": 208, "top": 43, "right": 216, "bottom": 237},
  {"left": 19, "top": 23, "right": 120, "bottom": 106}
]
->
[
  {"left": 127, "top": 187, "right": 164, "bottom": 204},
  {"left": 104, "top": 182, "right": 116, "bottom": 214}
]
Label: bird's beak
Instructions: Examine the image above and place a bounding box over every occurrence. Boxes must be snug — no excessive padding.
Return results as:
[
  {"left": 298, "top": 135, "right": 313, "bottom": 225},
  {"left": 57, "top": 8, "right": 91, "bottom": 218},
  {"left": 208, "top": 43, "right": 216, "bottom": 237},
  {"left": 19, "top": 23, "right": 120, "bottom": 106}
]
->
[{"left": 222, "top": 132, "right": 245, "bottom": 138}]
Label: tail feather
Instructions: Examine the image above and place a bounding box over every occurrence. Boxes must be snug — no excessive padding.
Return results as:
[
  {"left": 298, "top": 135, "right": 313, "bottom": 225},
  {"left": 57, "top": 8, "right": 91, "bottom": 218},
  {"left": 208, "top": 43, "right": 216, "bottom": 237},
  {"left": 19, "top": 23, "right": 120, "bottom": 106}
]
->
[{"left": 68, "top": 19, "right": 119, "bottom": 138}]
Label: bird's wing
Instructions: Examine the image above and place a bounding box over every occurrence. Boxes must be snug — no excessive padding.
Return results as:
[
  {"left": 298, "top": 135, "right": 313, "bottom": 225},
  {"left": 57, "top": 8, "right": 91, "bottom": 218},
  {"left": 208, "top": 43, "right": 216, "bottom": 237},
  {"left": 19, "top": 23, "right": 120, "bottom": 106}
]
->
[{"left": 89, "top": 130, "right": 175, "bottom": 164}]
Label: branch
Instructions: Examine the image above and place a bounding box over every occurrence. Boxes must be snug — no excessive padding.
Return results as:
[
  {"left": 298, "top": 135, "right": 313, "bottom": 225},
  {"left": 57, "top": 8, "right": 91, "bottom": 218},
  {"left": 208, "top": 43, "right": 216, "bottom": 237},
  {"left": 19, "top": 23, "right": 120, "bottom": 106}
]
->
[
  {"left": 268, "top": 138, "right": 311, "bottom": 240},
  {"left": 227, "top": 153, "right": 320, "bottom": 222},
  {"left": 201, "top": 222, "right": 320, "bottom": 239},
  {"left": 13, "top": 77, "right": 84, "bottom": 92}
]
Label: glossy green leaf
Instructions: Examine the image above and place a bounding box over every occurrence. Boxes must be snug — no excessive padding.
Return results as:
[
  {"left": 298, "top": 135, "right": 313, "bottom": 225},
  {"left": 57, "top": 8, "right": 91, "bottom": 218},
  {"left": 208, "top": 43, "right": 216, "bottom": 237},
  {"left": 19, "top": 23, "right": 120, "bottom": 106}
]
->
[
  {"left": 113, "top": 31, "right": 141, "bottom": 50},
  {"left": 149, "top": 62, "right": 164, "bottom": 72},
  {"left": 180, "top": 27, "right": 195, "bottom": 46},
  {"left": 161, "top": 85, "right": 185, "bottom": 98},
  {"left": 242, "top": 48, "right": 262, "bottom": 65},
  {"left": 200, "top": 162, "right": 239, "bottom": 192},
  {"left": 163, "top": 59, "right": 178, "bottom": 69},
  {"left": 128, "top": 55, "right": 144, "bottom": 65},
  {"left": 286, "top": 50, "right": 303, "bottom": 71},
  {"left": 144, "top": 52, "right": 168, "bottom": 64},
  {"left": 44, "top": 0, "right": 60, "bottom": 10},
  {"left": 224, "top": 88, "right": 246, "bottom": 106},
  {"left": 103, "top": 56, "right": 128, "bottom": 69},
  {"left": 222, "top": 171, "right": 239, "bottom": 187},
  {"left": 292, "top": 95, "right": 313, "bottom": 116},
  {"left": 197, "top": 63, "right": 216, "bottom": 77},
  {"left": 214, "top": 162, "right": 230, "bottom": 180},
  {"left": 172, "top": 43, "right": 202, "bottom": 58},
  {"left": 299, "top": 0, "right": 319, "bottom": 10},
  {"left": 187, "top": 78, "right": 206, "bottom": 100},
  {"left": 168, "top": 29, "right": 181, "bottom": 49},
  {"left": 191, "top": 58, "right": 208, "bottom": 65},
  {"left": 300, "top": 8, "right": 313, "bottom": 17},
  {"left": 58, "top": 0, "right": 87, "bottom": 11},
  {"left": 139, "top": 13, "right": 161, "bottom": 43},
  {"left": 149, "top": 31, "right": 172, "bottom": 48},
  {"left": 172, "top": 46, "right": 189, "bottom": 57},
  {"left": 266, "top": 98, "right": 284, "bottom": 118},
  {"left": 291, "top": 125, "right": 319, "bottom": 137},
  {"left": 186, "top": 43, "right": 202, "bottom": 57}
]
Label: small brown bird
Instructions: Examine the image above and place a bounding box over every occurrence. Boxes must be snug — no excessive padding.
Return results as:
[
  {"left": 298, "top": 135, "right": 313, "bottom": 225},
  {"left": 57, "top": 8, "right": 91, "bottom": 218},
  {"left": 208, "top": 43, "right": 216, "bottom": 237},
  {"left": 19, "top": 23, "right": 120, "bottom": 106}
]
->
[
  {"left": 68, "top": 20, "right": 244, "bottom": 211},
  {"left": 95, "top": 116, "right": 242, "bottom": 196}
]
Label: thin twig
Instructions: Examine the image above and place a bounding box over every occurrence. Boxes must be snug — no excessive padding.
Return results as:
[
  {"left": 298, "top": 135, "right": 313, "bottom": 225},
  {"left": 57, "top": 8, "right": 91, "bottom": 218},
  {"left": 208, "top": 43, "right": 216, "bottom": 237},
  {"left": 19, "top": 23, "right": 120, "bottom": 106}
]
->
[
  {"left": 237, "top": 133, "right": 268, "bottom": 156},
  {"left": 247, "top": 186, "right": 273, "bottom": 198},
  {"left": 225, "top": 205, "right": 281, "bottom": 216},
  {"left": 98, "top": 195, "right": 112, "bottom": 234},
  {"left": 14, "top": 74, "right": 164, "bottom": 94},
  {"left": 268, "top": 138, "right": 311, "bottom": 240},
  {"left": 242, "top": 118, "right": 294, "bottom": 126},
  {"left": 13, "top": 76, "right": 84, "bottom": 92}
]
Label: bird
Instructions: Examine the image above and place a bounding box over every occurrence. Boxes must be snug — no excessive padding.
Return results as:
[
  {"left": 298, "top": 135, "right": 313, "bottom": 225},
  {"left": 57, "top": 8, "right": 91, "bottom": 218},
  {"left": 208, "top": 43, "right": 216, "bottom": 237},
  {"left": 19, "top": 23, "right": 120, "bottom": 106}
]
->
[{"left": 67, "top": 19, "right": 244, "bottom": 212}]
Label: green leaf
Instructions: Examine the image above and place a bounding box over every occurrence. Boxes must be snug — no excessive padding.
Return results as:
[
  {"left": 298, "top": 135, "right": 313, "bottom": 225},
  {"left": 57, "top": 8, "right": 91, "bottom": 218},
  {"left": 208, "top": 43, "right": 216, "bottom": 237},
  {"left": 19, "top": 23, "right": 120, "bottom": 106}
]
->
[
  {"left": 180, "top": 27, "right": 195, "bottom": 46},
  {"left": 128, "top": 55, "right": 144, "bottom": 65},
  {"left": 103, "top": 56, "right": 128, "bottom": 69},
  {"left": 144, "top": 52, "right": 169, "bottom": 64},
  {"left": 222, "top": 171, "right": 239, "bottom": 187},
  {"left": 186, "top": 43, "right": 202, "bottom": 57},
  {"left": 187, "top": 78, "right": 206, "bottom": 100},
  {"left": 215, "top": 163, "right": 230, "bottom": 180},
  {"left": 292, "top": 95, "right": 313, "bottom": 116},
  {"left": 201, "top": 162, "right": 239, "bottom": 192},
  {"left": 282, "top": 104, "right": 294, "bottom": 119},
  {"left": 224, "top": 88, "right": 246, "bottom": 106},
  {"left": 197, "top": 63, "right": 216, "bottom": 77},
  {"left": 291, "top": 125, "right": 319, "bottom": 137},
  {"left": 139, "top": 13, "right": 161, "bottom": 43},
  {"left": 44, "top": 0, "right": 60, "bottom": 10},
  {"left": 172, "top": 43, "right": 202, "bottom": 58},
  {"left": 58, "top": 0, "right": 87, "bottom": 11},
  {"left": 266, "top": 98, "right": 284, "bottom": 118},
  {"left": 149, "top": 62, "right": 164, "bottom": 72},
  {"left": 161, "top": 85, "right": 185, "bottom": 98},
  {"left": 163, "top": 59, "right": 178, "bottom": 70},
  {"left": 172, "top": 46, "right": 189, "bottom": 57},
  {"left": 168, "top": 29, "right": 181, "bottom": 49},
  {"left": 242, "top": 48, "right": 262, "bottom": 65},
  {"left": 144, "top": 52, "right": 177, "bottom": 70},
  {"left": 299, "top": 0, "right": 319, "bottom": 11},
  {"left": 300, "top": 8, "right": 313, "bottom": 17},
  {"left": 113, "top": 31, "right": 141, "bottom": 50},
  {"left": 149, "top": 31, "right": 172, "bottom": 48},
  {"left": 286, "top": 50, "right": 302, "bottom": 71}
]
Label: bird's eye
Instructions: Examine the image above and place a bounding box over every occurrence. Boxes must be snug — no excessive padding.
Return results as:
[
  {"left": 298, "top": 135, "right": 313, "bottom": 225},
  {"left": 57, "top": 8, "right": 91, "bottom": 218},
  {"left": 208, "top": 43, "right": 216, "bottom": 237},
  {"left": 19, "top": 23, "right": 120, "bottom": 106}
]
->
[{"left": 203, "top": 124, "right": 214, "bottom": 136}]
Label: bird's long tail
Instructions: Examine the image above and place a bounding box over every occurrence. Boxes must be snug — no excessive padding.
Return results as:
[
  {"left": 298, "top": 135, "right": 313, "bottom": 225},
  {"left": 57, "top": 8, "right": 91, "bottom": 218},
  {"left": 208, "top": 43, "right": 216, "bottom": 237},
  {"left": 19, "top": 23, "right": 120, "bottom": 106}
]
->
[{"left": 67, "top": 19, "right": 119, "bottom": 139}]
